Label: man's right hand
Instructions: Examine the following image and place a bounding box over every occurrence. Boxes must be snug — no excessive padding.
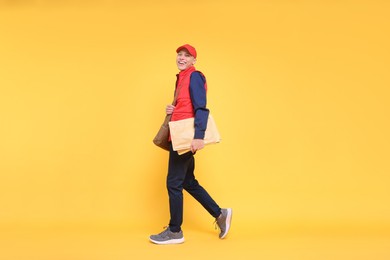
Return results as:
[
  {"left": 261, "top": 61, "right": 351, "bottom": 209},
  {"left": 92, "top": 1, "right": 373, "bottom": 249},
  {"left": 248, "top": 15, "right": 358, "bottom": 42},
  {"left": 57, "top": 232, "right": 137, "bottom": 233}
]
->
[{"left": 166, "top": 105, "right": 175, "bottom": 115}]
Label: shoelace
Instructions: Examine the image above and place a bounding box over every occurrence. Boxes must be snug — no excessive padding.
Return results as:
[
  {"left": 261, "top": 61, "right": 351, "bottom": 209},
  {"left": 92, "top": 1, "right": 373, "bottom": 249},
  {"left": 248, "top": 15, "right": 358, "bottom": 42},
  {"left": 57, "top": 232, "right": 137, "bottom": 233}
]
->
[
  {"left": 157, "top": 226, "right": 170, "bottom": 236},
  {"left": 214, "top": 219, "right": 221, "bottom": 231},
  {"left": 214, "top": 220, "right": 219, "bottom": 231}
]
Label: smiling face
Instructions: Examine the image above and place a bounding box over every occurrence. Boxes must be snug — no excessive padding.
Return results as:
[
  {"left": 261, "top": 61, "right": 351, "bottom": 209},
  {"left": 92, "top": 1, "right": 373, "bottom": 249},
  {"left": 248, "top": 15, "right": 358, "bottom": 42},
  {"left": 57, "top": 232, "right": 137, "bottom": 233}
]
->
[{"left": 176, "top": 49, "right": 196, "bottom": 71}]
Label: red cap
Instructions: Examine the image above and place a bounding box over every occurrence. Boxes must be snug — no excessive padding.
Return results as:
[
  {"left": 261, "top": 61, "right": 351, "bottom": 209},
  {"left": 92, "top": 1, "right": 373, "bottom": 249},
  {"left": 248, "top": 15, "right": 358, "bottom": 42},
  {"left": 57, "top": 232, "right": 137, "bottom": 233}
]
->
[{"left": 176, "top": 44, "right": 197, "bottom": 58}]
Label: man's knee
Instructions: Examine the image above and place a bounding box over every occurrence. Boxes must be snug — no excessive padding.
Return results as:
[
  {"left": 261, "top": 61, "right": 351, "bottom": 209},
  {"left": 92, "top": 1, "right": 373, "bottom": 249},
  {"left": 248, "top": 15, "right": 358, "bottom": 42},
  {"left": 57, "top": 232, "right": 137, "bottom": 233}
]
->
[
  {"left": 183, "top": 179, "right": 199, "bottom": 191},
  {"left": 167, "top": 177, "right": 183, "bottom": 192}
]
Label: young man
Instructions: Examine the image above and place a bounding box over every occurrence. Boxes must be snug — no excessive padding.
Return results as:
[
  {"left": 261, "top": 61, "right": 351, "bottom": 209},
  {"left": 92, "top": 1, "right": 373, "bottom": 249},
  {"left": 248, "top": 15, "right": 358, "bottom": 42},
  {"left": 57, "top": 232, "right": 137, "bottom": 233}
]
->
[{"left": 149, "top": 44, "right": 232, "bottom": 245}]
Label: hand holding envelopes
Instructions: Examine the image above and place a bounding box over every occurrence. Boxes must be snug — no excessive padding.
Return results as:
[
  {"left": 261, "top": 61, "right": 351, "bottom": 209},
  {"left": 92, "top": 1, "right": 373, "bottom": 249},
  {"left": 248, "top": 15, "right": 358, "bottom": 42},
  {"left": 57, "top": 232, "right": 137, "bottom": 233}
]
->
[{"left": 168, "top": 115, "right": 221, "bottom": 152}]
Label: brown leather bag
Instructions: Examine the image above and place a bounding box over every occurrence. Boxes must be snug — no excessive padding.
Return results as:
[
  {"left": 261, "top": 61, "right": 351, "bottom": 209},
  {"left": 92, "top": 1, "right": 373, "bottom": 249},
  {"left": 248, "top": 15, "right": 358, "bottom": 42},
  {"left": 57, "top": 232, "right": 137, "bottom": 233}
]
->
[
  {"left": 153, "top": 114, "right": 172, "bottom": 151},
  {"left": 152, "top": 85, "right": 182, "bottom": 151}
]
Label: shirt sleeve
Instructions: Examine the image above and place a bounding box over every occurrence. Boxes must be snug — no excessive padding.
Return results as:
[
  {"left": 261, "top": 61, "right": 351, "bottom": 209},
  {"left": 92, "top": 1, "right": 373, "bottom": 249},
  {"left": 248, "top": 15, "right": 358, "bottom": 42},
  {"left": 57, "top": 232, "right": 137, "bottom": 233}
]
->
[{"left": 189, "top": 71, "right": 210, "bottom": 139}]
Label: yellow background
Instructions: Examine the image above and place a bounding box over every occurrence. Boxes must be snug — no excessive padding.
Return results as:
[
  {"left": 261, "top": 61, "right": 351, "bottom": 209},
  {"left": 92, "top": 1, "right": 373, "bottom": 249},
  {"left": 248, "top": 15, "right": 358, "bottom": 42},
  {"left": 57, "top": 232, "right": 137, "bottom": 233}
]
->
[{"left": 1, "top": 0, "right": 389, "bottom": 259}]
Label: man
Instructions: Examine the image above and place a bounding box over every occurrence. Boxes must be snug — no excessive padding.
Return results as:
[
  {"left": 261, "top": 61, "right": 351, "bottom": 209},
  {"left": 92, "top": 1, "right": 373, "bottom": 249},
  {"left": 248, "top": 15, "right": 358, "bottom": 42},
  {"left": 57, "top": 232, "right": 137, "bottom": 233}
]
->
[{"left": 149, "top": 44, "right": 232, "bottom": 245}]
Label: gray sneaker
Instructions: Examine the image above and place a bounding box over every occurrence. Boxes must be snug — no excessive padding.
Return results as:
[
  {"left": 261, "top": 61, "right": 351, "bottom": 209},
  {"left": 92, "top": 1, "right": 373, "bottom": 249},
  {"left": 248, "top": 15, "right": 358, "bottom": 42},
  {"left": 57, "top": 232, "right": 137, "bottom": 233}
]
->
[
  {"left": 149, "top": 227, "right": 185, "bottom": 245},
  {"left": 215, "top": 208, "right": 232, "bottom": 239}
]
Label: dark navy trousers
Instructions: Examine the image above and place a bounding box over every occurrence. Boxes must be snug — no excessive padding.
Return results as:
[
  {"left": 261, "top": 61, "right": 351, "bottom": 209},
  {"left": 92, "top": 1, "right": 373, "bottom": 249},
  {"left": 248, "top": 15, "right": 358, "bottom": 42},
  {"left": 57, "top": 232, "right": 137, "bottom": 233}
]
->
[{"left": 167, "top": 144, "right": 221, "bottom": 232}]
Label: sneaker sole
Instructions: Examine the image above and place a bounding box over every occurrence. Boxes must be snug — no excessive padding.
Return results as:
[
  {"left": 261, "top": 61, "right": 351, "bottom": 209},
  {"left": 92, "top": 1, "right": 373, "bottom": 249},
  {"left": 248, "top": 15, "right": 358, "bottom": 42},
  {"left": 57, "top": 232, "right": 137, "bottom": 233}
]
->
[
  {"left": 220, "top": 208, "right": 232, "bottom": 239},
  {"left": 149, "top": 237, "right": 185, "bottom": 245}
]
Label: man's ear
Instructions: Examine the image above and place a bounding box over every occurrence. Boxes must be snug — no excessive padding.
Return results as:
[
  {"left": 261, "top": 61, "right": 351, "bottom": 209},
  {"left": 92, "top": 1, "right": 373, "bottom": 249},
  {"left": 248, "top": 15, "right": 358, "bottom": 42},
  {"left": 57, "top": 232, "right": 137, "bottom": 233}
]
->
[{"left": 192, "top": 59, "right": 197, "bottom": 65}]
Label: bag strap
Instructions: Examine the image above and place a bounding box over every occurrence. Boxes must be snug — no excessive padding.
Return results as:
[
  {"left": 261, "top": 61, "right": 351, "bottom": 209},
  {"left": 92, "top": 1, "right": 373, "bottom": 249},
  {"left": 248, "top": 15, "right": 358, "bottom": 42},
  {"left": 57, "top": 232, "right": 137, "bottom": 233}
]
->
[
  {"left": 163, "top": 80, "right": 182, "bottom": 125},
  {"left": 171, "top": 88, "right": 179, "bottom": 105},
  {"left": 164, "top": 71, "right": 191, "bottom": 124},
  {"left": 172, "top": 80, "right": 184, "bottom": 106}
]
